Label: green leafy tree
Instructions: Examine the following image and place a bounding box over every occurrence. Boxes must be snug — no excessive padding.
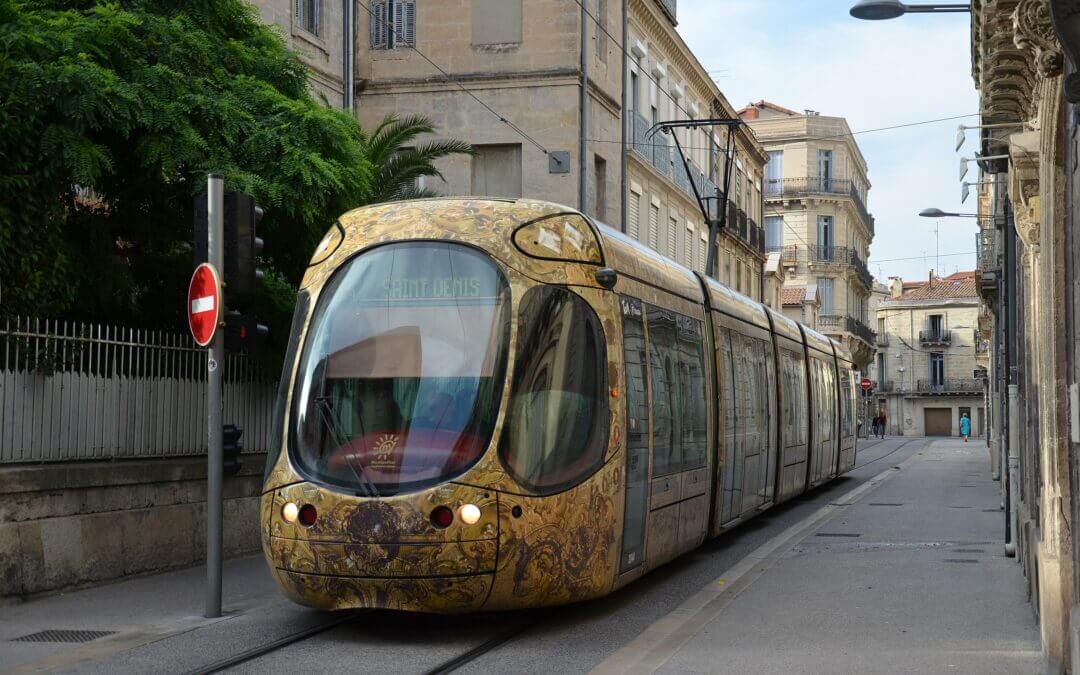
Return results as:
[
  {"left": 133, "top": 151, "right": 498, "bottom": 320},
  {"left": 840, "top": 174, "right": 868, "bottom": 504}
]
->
[{"left": 0, "top": 0, "right": 466, "bottom": 342}]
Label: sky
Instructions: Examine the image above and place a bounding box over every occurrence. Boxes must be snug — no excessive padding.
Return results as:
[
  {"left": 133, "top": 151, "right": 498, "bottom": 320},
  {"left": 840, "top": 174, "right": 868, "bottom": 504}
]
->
[{"left": 676, "top": 0, "right": 979, "bottom": 284}]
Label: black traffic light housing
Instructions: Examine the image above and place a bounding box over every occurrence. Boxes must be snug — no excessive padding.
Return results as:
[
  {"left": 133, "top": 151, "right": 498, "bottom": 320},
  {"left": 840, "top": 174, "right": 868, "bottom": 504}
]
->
[
  {"left": 224, "top": 311, "right": 269, "bottom": 354},
  {"left": 194, "top": 189, "right": 268, "bottom": 354},
  {"left": 223, "top": 424, "right": 243, "bottom": 476}
]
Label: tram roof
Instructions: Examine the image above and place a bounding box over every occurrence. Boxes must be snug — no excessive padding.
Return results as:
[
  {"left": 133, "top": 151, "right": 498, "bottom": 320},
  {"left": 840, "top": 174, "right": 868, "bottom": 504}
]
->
[
  {"left": 803, "top": 325, "right": 836, "bottom": 358},
  {"left": 595, "top": 222, "right": 704, "bottom": 305},
  {"left": 698, "top": 275, "right": 771, "bottom": 330}
]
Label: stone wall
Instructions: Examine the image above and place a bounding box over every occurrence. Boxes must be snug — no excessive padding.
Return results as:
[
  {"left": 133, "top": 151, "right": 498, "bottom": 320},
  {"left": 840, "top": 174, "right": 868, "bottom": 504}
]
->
[{"left": 0, "top": 455, "right": 266, "bottom": 601}]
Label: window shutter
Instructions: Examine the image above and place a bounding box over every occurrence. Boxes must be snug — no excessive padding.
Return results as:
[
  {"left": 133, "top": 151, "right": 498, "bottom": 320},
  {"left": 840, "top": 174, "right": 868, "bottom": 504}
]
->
[
  {"left": 403, "top": 1, "right": 416, "bottom": 46},
  {"left": 668, "top": 216, "right": 677, "bottom": 259},
  {"left": 295, "top": 0, "right": 303, "bottom": 23},
  {"left": 628, "top": 192, "right": 640, "bottom": 240},
  {"left": 312, "top": 0, "right": 321, "bottom": 36},
  {"left": 648, "top": 203, "right": 659, "bottom": 249},
  {"left": 699, "top": 234, "right": 706, "bottom": 272},
  {"left": 370, "top": 1, "right": 387, "bottom": 48}
]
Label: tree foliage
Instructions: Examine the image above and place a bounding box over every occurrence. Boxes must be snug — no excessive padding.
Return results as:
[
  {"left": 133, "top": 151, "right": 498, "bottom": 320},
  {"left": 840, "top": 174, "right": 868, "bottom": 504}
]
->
[{"left": 0, "top": 0, "right": 465, "bottom": 342}]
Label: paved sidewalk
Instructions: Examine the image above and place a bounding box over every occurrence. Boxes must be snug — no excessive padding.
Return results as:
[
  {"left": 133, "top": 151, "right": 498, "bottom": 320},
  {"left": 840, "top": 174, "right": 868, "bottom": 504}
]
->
[
  {"left": 0, "top": 553, "right": 287, "bottom": 673},
  {"left": 597, "top": 438, "right": 1042, "bottom": 674}
]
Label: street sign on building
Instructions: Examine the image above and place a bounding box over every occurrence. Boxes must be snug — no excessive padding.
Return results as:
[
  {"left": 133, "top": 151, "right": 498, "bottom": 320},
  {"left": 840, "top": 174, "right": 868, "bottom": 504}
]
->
[
  {"left": 860, "top": 377, "right": 873, "bottom": 391},
  {"left": 188, "top": 262, "right": 221, "bottom": 347}
]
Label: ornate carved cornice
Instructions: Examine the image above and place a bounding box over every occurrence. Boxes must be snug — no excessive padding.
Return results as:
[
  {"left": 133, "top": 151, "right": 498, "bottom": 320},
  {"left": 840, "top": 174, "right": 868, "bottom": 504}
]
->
[
  {"left": 1013, "top": 0, "right": 1064, "bottom": 78},
  {"left": 1009, "top": 130, "right": 1042, "bottom": 250}
]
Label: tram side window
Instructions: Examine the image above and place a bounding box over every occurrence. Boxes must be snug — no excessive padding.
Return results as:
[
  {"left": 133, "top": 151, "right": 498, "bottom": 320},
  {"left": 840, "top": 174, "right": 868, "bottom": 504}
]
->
[
  {"left": 677, "top": 314, "right": 708, "bottom": 470},
  {"left": 501, "top": 286, "right": 608, "bottom": 493},
  {"left": 622, "top": 298, "right": 649, "bottom": 451},
  {"left": 781, "top": 349, "right": 807, "bottom": 446},
  {"left": 839, "top": 367, "right": 853, "bottom": 439},
  {"left": 647, "top": 307, "right": 680, "bottom": 476}
]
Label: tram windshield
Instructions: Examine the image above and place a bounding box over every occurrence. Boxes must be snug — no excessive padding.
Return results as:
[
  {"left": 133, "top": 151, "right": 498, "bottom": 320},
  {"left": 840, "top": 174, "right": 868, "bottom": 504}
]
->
[{"left": 291, "top": 242, "right": 511, "bottom": 495}]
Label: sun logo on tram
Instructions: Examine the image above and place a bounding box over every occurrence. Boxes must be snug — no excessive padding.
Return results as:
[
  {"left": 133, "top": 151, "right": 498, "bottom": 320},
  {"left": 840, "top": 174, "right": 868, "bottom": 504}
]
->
[{"left": 372, "top": 434, "right": 399, "bottom": 465}]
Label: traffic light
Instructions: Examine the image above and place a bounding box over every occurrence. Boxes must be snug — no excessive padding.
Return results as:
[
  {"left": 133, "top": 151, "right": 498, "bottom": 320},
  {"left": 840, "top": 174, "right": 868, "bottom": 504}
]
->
[
  {"left": 224, "top": 311, "right": 269, "bottom": 354},
  {"left": 193, "top": 188, "right": 269, "bottom": 354},
  {"left": 223, "top": 424, "right": 243, "bottom": 476},
  {"left": 222, "top": 192, "right": 264, "bottom": 308}
]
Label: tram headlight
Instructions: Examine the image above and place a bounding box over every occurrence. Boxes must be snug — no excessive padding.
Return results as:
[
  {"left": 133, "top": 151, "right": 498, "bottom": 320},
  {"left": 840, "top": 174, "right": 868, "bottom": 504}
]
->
[
  {"left": 459, "top": 503, "right": 482, "bottom": 525},
  {"left": 282, "top": 502, "right": 299, "bottom": 523}
]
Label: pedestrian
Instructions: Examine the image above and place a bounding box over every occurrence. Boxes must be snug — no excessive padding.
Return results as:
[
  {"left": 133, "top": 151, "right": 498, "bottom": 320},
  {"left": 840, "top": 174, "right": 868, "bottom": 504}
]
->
[
  {"left": 879, "top": 412, "right": 887, "bottom": 438},
  {"left": 960, "top": 412, "right": 971, "bottom": 442},
  {"left": 871, "top": 413, "right": 881, "bottom": 438}
]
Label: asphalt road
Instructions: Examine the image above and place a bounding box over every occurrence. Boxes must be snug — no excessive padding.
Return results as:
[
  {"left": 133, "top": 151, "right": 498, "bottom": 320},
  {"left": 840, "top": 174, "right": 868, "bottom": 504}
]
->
[{"left": 224, "top": 437, "right": 932, "bottom": 675}]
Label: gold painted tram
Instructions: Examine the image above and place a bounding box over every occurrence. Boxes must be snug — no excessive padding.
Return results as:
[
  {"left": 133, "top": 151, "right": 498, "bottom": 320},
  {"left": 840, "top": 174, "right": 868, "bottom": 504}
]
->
[{"left": 261, "top": 198, "right": 857, "bottom": 613}]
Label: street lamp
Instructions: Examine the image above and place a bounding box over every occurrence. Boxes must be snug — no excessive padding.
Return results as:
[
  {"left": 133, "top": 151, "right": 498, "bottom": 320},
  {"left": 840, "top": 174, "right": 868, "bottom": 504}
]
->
[
  {"left": 849, "top": 0, "right": 970, "bottom": 20},
  {"left": 919, "top": 208, "right": 977, "bottom": 218}
]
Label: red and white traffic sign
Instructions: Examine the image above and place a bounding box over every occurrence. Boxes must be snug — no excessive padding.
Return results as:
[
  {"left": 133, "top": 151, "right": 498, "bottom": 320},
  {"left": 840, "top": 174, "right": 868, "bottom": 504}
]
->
[
  {"left": 860, "top": 377, "right": 873, "bottom": 391},
  {"left": 188, "top": 263, "right": 221, "bottom": 347}
]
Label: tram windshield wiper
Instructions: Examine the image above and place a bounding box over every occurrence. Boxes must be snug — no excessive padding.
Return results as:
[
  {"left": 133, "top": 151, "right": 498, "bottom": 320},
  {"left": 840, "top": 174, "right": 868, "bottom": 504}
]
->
[{"left": 314, "top": 396, "right": 380, "bottom": 498}]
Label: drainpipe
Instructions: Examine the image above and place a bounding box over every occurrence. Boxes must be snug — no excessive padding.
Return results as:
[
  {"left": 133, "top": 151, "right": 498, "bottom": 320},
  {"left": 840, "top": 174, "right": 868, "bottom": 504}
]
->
[
  {"left": 579, "top": 3, "right": 589, "bottom": 212},
  {"left": 1004, "top": 197, "right": 1018, "bottom": 557},
  {"left": 619, "top": 0, "right": 628, "bottom": 232},
  {"left": 343, "top": 0, "right": 355, "bottom": 110},
  {"left": 1006, "top": 382, "right": 1019, "bottom": 557}
]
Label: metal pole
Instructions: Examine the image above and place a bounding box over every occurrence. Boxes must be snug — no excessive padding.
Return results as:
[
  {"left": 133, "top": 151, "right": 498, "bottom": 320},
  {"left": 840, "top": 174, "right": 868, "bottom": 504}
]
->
[
  {"left": 206, "top": 174, "right": 225, "bottom": 618},
  {"left": 619, "top": 0, "right": 628, "bottom": 233},
  {"left": 343, "top": 0, "right": 355, "bottom": 110},
  {"left": 579, "top": 1, "right": 589, "bottom": 212}
]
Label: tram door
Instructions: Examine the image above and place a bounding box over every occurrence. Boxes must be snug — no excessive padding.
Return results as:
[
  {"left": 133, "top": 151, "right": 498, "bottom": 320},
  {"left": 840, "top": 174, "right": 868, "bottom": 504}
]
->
[
  {"left": 618, "top": 297, "right": 649, "bottom": 572},
  {"left": 621, "top": 301, "right": 709, "bottom": 570},
  {"left": 717, "top": 321, "right": 776, "bottom": 525}
]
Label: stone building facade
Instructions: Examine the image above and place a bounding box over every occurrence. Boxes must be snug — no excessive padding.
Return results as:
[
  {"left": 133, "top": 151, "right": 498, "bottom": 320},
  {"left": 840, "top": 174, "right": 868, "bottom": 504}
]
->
[
  {"left": 352, "top": 0, "right": 768, "bottom": 297},
  {"left": 740, "top": 101, "right": 877, "bottom": 367},
  {"left": 872, "top": 273, "right": 988, "bottom": 437},
  {"left": 250, "top": 0, "right": 349, "bottom": 105},
  {"left": 970, "top": 1, "right": 1080, "bottom": 670}
]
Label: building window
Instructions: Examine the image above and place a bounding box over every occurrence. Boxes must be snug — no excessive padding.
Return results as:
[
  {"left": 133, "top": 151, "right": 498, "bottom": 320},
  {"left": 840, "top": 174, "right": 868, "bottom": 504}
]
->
[
  {"left": 629, "top": 187, "right": 642, "bottom": 240},
  {"left": 593, "top": 155, "right": 607, "bottom": 222},
  {"left": 630, "top": 70, "right": 639, "bottom": 118},
  {"left": 817, "top": 215, "right": 833, "bottom": 259},
  {"left": 668, "top": 215, "right": 678, "bottom": 258},
  {"left": 296, "top": 0, "right": 320, "bottom": 36},
  {"left": 471, "top": 144, "right": 522, "bottom": 198},
  {"left": 930, "top": 352, "right": 945, "bottom": 387},
  {"left": 818, "top": 277, "right": 833, "bottom": 315},
  {"left": 371, "top": 0, "right": 416, "bottom": 49},
  {"left": 817, "top": 149, "right": 833, "bottom": 191},
  {"left": 766, "top": 150, "right": 783, "bottom": 195},
  {"left": 764, "top": 215, "right": 783, "bottom": 251},
  {"left": 649, "top": 201, "right": 660, "bottom": 249},
  {"left": 928, "top": 314, "right": 944, "bottom": 338},
  {"left": 473, "top": 0, "right": 521, "bottom": 46}
]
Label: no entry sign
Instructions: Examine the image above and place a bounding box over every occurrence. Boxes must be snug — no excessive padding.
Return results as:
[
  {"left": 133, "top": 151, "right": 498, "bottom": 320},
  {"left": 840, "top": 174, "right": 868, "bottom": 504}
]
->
[
  {"left": 860, "top": 377, "right": 873, "bottom": 391},
  {"left": 188, "top": 263, "right": 221, "bottom": 347}
]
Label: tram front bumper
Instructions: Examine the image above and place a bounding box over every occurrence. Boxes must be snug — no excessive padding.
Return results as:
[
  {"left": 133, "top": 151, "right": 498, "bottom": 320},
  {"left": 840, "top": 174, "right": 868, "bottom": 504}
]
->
[{"left": 261, "top": 484, "right": 499, "bottom": 613}]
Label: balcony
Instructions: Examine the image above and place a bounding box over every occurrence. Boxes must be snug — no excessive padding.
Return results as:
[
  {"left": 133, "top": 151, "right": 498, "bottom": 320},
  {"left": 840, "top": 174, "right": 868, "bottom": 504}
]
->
[
  {"left": 876, "top": 332, "right": 889, "bottom": 347},
  {"left": 876, "top": 380, "right": 896, "bottom": 393},
  {"left": 976, "top": 229, "right": 1000, "bottom": 303},
  {"left": 919, "top": 329, "right": 952, "bottom": 346},
  {"left": 915, "top": 379, "right": 983, "bottom": 395},
  {"left": 765, "top": 177, "right": 873, "bottom": 234},
  {"left": 818, "top": 314, "right": 877, "bottom": 347}
]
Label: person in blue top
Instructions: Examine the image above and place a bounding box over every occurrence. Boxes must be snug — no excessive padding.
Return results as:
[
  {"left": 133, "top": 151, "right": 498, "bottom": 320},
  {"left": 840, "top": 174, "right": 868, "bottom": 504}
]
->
[{"left": 960, "top": 412, "right": 971, "bottom": 442}]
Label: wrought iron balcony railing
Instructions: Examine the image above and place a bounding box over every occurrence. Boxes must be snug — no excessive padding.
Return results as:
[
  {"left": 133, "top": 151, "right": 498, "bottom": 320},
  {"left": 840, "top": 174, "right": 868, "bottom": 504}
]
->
[
  {"left": 915, "top": 379, "right": 983, "bottom": 394},
  {"left": 919, "top": 329, "right": 952, "bottom": 346},
  {"left": 876, "top": 332, "right": 889, "bottom": 347},
  {"left": 817, "top": 314, "right": 876, "bottom": 346},
  {"left": 765, "top": 176, "right": 873, "bottom": 232}
]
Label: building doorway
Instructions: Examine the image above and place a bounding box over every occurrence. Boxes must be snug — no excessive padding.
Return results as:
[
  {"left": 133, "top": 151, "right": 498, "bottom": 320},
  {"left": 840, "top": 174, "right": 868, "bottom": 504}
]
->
[{"left": 925, "top": 408, "right": 951, "bottom": 436}]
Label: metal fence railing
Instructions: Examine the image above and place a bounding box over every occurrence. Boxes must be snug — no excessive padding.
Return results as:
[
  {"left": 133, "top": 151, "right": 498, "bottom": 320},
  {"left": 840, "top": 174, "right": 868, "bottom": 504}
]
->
[{"left": 0, "top": 316, "right": 276, "bottom": 464}]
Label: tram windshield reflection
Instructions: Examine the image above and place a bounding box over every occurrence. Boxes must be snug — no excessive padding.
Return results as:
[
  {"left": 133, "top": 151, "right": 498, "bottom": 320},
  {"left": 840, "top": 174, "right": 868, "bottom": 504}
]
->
[{"left": 291, "top": 242, "right": 511, "bottom": 495}]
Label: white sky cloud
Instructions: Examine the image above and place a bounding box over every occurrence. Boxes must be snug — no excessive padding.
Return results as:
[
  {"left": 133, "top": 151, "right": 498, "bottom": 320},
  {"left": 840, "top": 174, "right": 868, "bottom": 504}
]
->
[{"left": 677, "top": 0, "right": 980, "bottom": 282}]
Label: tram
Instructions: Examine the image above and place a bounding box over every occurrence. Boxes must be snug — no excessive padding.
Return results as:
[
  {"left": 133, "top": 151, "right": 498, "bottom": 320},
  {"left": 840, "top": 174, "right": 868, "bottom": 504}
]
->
[{"left": 261, "top": 198, "right": 858, "bottom": 613}]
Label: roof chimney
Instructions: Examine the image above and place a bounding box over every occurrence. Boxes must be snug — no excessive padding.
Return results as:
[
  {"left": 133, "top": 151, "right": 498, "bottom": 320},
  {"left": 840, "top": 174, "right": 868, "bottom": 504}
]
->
[
  {"left": 888, "top": 276, "right": 904, "bottom": 298},
  {"left": 929, "top": 269, "right": 935, "bottom": 285}
]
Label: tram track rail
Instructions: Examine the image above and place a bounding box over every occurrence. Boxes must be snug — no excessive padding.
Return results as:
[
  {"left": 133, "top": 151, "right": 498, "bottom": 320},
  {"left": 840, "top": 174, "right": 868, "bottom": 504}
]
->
[{"left": 188, "top": 439, "right": 923, "bottom": 675}]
